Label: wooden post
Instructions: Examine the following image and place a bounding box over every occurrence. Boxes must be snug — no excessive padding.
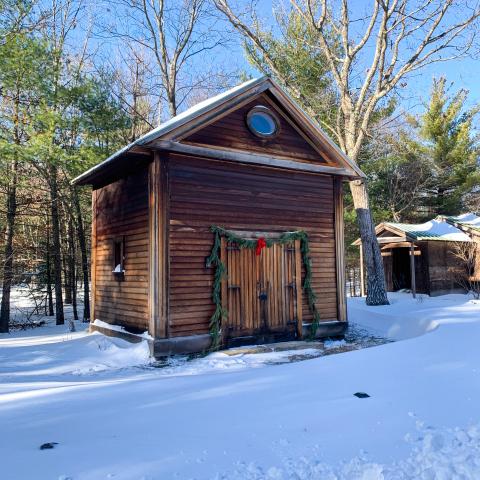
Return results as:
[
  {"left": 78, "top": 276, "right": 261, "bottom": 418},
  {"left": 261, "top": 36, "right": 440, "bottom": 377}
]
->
[
  {"left": 294, "top": 239, "right": 303, "bottom": 339},
  {"left": 220, "top": 236, "right": 228, "bottom": 345},
  {"left": 334, "top": 178, "right": 347, "bottom": 321},
  {"left": 359, "top": 244, "right": 365, "bottom": 297},
  {"left": 90, "top": 189, "right": 97, "bottom": 322},
  {"left": 410, "top": 243, "right": 416, "bottom": 299},
  {"left": 148, "top": 152, "right": 169, "bottom": 339}
]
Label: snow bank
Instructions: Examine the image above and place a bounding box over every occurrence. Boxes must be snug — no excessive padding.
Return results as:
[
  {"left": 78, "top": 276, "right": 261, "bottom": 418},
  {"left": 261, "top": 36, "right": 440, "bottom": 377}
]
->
[
  {"left": 0, "top": 330, "right": 151, "bottom": 380},
  {"left": 92, "top": 319, "right": 153, "bottom": 341},
  {"left": 349, "top": 292, "right": 480, "bottom": 340}
]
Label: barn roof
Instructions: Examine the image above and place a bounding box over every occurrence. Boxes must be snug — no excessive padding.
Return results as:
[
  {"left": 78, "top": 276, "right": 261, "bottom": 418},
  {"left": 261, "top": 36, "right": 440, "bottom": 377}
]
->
[
  {"left": 72, "top": 76, "right": 364, "bottom": 186},
  {"left": 441, "top": 213, "right": 480, "bottom": 232},
  {"left": 384, "top": 220, "right": 471, "bottom": 242},
  {"left": 352, "top": 218, "right": 472, "bottom": 246}
]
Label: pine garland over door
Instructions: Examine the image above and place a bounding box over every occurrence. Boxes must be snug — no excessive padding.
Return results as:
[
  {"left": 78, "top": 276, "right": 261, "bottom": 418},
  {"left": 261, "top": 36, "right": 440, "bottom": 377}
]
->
[{"left": 205, "top": 225, "right": 321, "bottom": 350}]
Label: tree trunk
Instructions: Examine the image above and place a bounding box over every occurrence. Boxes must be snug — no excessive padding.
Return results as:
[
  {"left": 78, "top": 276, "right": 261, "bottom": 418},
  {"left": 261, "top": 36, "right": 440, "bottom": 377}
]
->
[
  {"left": 67, "top": 214, "right": 78, "bottom": 323},
  {"left": 350, "top": 179, "right": 389, "bottom": 305},
  {"left": 0, "top": 159, "right": 18, "bottom": 333},
  {"left": 46, "top": 224, "right": 54, "bottom": 316},
  {"left": 72, "top": 187, "right": 90, "bottom": 322},
  {"left": 48, "top": 165, "right": 65, "bottom": 325},
  {"left": 62, "top": 215, "right": 72, "bottom": 304}
]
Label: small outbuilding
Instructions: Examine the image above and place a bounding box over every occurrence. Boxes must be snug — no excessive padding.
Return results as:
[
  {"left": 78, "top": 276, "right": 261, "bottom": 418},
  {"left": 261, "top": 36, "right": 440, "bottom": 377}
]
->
[
  {"left": 353, "top": 218, "right": 473, "bottom": 297},
  {"left": 73, "top": 77, "right": 364, "bottom": 356}
]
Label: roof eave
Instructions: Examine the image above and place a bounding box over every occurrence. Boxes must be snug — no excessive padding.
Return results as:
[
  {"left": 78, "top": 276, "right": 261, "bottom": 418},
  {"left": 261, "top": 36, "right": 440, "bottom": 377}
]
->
[{"left": 72, "top": 76, "right": 269, "bottom": 186}]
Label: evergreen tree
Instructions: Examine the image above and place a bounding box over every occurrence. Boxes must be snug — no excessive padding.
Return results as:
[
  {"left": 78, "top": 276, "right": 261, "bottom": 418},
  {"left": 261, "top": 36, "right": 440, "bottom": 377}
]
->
[
  {"left": 417, "top": 77, "right": 480, "bottom": 215},
  {"left": 0, "top": 32, "right": 49, "bottom": 332}
]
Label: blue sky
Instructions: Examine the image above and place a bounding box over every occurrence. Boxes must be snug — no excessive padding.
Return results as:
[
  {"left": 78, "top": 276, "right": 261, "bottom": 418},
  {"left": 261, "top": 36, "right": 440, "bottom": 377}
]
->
[
  {"left": 239, "top": 1, "right": 480, "bottom": 114},
  {"left": 77, "top": 0, "right": 480, "bottom": 119}
]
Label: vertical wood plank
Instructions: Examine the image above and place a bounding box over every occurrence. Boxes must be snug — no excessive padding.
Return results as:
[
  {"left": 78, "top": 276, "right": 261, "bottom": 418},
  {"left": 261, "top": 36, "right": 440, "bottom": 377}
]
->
[
  {"left": 220, "top": 237, "right": 228, "bottom": 343},
  {"left": 334, "top": 178, "right": 347, "bottom": 322},
  {"left": 282, "top": 245, "right": 288, "bottom": 325},
  {"left": 256, "top": 249, "right": 261, "bottom": 329},
  {"left": 243, "top": 247, "right": 248, "bottom": 329},
  {"left": 90, "top": 189, "right": 98, "bottom": 322},
  {"left": 295, "top": 239, "right": 303, "bottom": 339},
  {"left": 148, "top": 152, "right": 169, "bottom": 339}
]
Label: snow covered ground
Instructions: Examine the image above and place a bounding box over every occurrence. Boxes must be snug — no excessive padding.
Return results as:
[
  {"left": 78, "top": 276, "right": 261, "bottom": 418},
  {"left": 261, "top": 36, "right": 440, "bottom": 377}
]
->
[{"left": 1, "top": 290, "right": 480, "bottom": 479}]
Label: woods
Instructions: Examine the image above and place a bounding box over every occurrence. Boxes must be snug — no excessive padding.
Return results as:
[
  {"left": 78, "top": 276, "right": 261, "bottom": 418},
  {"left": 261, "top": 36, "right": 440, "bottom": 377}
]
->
[{"left": 0, "top": 0, "right": 480, "bottom": 332}]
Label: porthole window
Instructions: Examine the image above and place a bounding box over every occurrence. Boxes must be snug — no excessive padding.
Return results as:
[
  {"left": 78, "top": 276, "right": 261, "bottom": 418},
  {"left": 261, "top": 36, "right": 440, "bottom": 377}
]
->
[{"left": 246, "top": 106, "right": 280, "bottom": 139}]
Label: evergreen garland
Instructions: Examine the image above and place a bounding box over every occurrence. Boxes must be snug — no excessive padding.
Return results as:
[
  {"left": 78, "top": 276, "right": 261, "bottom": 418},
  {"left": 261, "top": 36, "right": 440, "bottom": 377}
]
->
[{"left": 205, "top": 225, "right": 321, "bottom": 350}]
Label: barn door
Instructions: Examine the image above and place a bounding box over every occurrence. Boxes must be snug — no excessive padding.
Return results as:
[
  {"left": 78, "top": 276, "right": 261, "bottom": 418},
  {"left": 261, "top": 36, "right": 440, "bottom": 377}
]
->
[{"left": 221, "top": 238, "right": 302, "bottom": 341}]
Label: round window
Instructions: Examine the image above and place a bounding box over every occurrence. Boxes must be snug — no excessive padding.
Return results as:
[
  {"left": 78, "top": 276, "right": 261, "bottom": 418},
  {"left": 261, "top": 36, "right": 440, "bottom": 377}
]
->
[{"left": 246, "top": 106, "right": 280, "bottom": 138}]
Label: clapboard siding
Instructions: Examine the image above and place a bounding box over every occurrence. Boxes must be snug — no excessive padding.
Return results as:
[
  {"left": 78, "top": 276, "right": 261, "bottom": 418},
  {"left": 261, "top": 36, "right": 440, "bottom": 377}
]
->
[
  {"left": 93, "top": 168, "right": 149, "bottom": 332},
  {"left": 168, "top": 154, "right": 337, "bottom": 337},
  {"left": 183, "top": 94, "right": 328, "bottom": 164}
]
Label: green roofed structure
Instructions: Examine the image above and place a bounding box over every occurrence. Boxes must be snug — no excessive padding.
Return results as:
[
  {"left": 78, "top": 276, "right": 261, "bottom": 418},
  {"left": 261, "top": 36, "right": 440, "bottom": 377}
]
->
[{"left": 353, "top": 217, "right": 477, "bottom": 298}]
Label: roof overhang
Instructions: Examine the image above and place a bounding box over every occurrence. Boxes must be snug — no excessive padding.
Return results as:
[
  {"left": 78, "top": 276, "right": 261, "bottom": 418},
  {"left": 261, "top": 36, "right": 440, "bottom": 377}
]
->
[
  {"left": 352, "top": 223, "right": 414, "bottom": 246},
  {"left": 352, "top": 220, "right": 473, "bottom": 246}
]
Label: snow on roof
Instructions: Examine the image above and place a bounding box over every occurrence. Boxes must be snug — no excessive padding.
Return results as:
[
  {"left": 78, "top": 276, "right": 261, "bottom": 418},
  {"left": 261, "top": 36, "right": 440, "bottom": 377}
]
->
[
  {"left": 386, "top": 219, "right": 471, "bottom": 242},
  {"left": 137, "top": 77, "right": 265, "bottom": 145},
  {"left": 445, "top": 213, "right": 480, "bottom": 231}
]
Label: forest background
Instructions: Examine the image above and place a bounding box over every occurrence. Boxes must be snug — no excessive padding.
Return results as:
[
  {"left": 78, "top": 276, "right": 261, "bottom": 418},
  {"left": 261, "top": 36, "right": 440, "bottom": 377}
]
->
[{"left": 1, "top": 0, "right": 479, "bottom": 332}]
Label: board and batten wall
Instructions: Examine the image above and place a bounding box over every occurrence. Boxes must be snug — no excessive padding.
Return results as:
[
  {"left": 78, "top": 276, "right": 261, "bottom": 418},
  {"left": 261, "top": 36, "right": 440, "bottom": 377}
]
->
[
  {"left": 167, "top": 153, "right": 340, "bottom": 338},
  {"left": 91, "top": 167, "right": 150, "bottom": 332}
]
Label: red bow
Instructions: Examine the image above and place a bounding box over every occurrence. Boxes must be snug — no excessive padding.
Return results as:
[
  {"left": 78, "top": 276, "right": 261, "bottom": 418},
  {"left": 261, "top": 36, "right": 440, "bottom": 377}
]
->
[{"left": 255, "top": 237, "right": 267, "bottom": 256}]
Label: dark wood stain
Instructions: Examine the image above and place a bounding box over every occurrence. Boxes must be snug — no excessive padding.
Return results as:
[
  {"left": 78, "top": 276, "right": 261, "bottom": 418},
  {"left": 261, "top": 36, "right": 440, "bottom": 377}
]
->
[
  {"left": 183, "top": 95, "right": 327, "bottom": 164},
  {"left": 93, "top": 168, "right": 150, "bottom": 331},
  {"left": 168, "top": 154, "right": 337, "bottom": 338}
]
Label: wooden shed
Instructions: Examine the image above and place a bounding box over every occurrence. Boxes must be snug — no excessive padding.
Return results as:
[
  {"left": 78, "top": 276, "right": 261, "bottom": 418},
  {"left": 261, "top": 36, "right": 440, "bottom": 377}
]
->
[
  {"left": 353, "top": 219, "right": 472, "bottom": 297},
  {"left": 73, "top": 77, "right": 364, "bottom": 356}
]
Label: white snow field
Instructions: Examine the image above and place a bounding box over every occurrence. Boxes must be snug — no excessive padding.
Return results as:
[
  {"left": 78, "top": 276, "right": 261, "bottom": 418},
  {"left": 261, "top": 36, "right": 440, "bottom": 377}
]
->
[{"left": 1, "top": 291, "right": 480, "bottom": 479}]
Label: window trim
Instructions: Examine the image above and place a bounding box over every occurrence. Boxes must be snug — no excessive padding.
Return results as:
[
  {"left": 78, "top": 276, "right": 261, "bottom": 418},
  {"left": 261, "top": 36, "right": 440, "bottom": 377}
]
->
[{"left": 245, "top": 105, "right": 281, "bottom": 139}]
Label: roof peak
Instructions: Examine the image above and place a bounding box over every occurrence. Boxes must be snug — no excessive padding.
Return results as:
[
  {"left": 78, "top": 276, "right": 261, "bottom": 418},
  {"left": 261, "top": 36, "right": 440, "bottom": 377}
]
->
[{"left": 73, "top": 75, "right": 363, "bottom": 186}]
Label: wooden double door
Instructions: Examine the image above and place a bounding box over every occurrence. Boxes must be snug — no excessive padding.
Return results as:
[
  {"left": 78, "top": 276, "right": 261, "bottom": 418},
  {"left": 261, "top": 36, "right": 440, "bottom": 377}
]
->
[{"left": 221, "top": 238, "right": 303, "bottom": 342}]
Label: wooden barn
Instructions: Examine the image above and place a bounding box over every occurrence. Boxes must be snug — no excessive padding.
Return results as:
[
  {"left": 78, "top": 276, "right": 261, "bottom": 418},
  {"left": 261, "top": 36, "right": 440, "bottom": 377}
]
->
[
  {"left": 353, "top": 218, "right": 473, "bottom": 297},
  {"left": 73, "top": 77, "right": 364, "bottom": 356}
]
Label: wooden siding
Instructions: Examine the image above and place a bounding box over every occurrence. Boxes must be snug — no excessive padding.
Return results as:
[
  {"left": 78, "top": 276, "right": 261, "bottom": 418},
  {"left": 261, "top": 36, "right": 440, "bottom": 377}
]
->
[
  {"left": 93, "top": 167, "right": 150, "bottom": 331},
  {"left": 427, "top": 242, "right": 464, "bottom": 294},
  {"left": 168, "top": 154, "right": 338, "bottom": 338},
  {"left": 183, "top": 94, "right": 328, "bottom": 165}
]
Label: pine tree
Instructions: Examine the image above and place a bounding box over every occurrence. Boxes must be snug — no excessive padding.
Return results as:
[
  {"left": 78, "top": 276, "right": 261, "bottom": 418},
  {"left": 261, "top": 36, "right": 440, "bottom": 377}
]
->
[{"left": 417, "top": 78, "right": 480, "bottom": 215}]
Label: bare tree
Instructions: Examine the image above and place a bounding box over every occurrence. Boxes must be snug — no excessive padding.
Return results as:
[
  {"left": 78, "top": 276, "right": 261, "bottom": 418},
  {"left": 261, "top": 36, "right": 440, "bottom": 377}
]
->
[
  {"left": 108, "top": 47, "right": 158, "bottom": 141},
  {"left": 105, "top": 0, "right": 232, "bottom": 119},
  {"left": 214, "top": 0, "right": 480, "bottom": 305},
  {"left": 0, "top": 0, "right": 51, "bottom": 40},
  {"left": 449, "top": 241, "right": 480, "bottom": 298}
]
